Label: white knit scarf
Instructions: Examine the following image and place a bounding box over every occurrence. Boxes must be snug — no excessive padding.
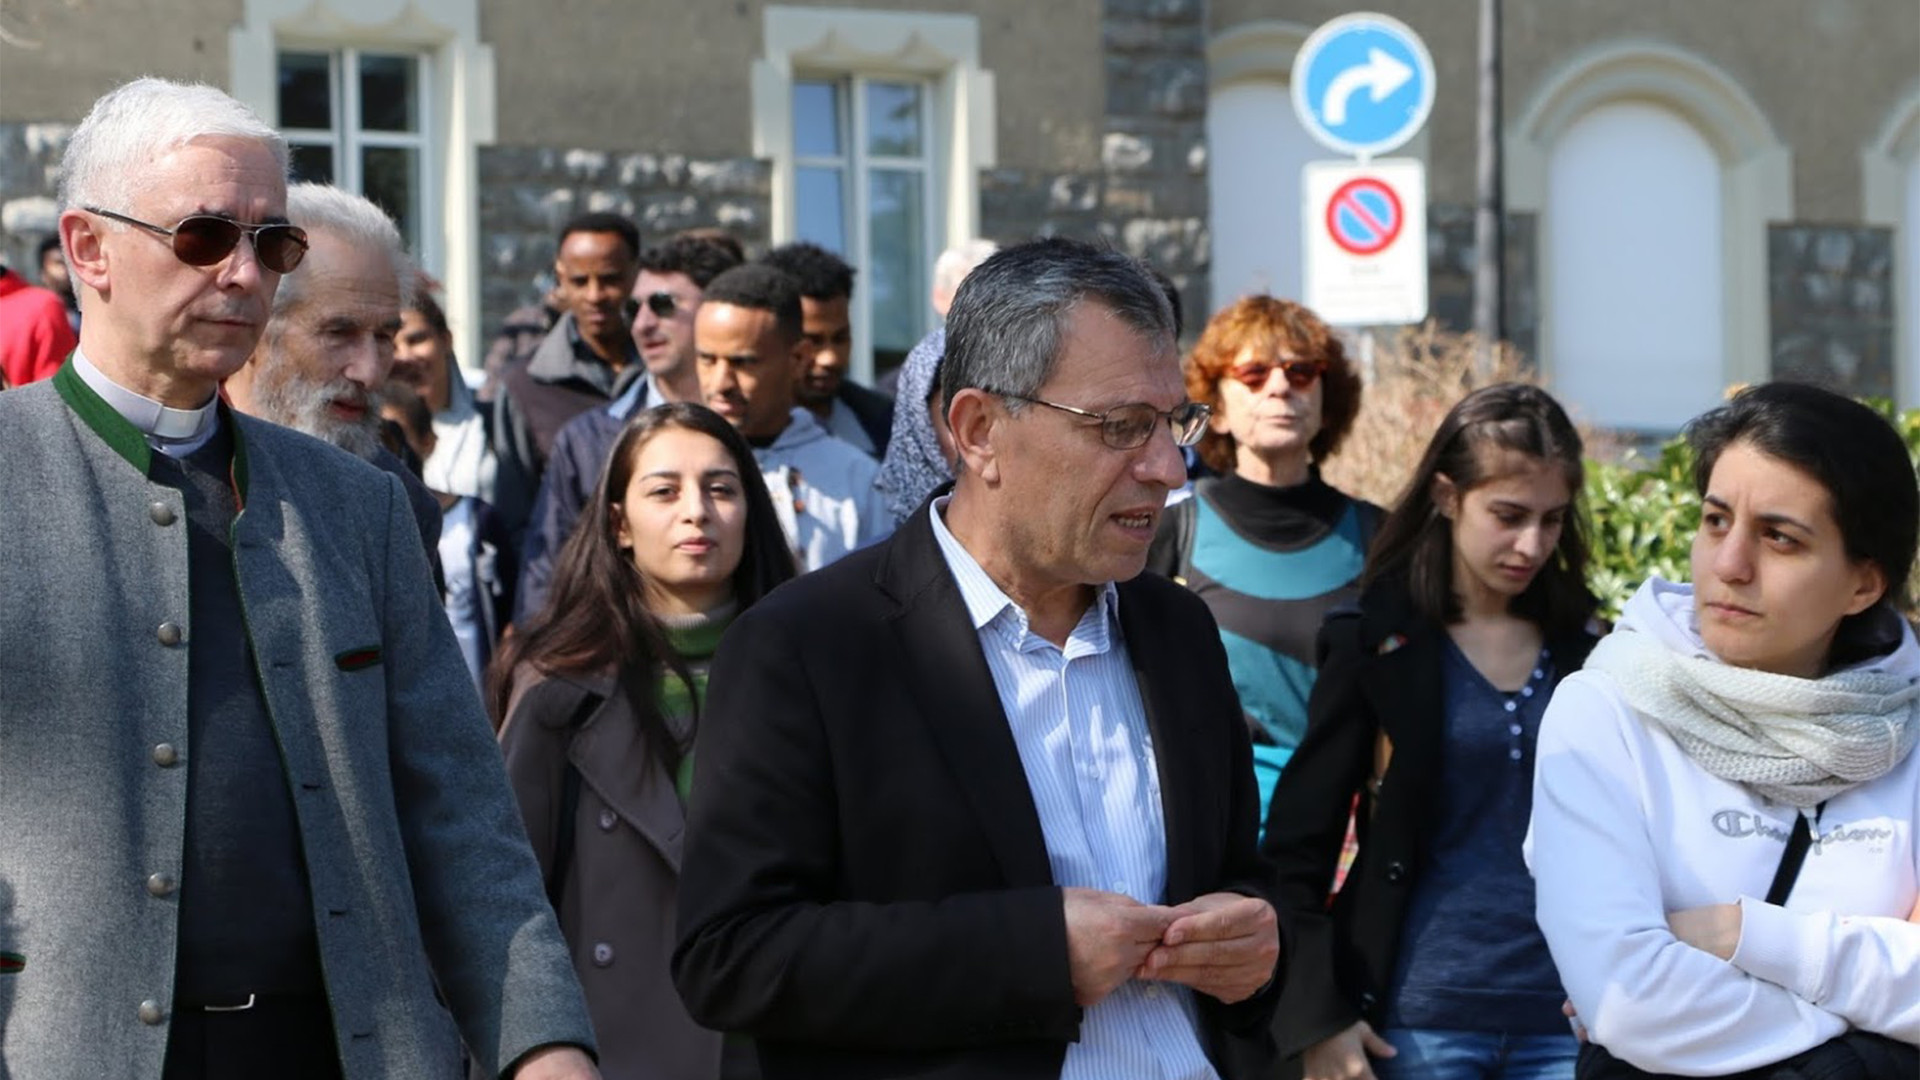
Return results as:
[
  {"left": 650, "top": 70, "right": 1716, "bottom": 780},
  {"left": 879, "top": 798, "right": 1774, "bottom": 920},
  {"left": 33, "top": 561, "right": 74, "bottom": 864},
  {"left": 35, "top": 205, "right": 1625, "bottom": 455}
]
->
[{"left": 1585, "top": 625, "right": 1920, "bottom": 808}]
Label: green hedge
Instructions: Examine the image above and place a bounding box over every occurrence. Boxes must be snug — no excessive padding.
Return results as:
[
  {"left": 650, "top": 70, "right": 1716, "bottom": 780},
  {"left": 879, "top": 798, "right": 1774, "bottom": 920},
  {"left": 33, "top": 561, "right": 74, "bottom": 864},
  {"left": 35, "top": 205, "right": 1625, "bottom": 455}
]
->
[{"left": 1582, "top": 399, "right": 1920, "bottom": 623}]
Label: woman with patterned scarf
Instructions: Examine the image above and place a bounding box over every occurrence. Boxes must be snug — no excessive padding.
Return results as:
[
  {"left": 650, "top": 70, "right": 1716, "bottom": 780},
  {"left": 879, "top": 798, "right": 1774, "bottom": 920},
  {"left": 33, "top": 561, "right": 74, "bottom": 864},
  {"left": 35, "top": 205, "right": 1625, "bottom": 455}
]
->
[{"left": 1529, "top": 382, "right": 1920, "bottom": 1080}]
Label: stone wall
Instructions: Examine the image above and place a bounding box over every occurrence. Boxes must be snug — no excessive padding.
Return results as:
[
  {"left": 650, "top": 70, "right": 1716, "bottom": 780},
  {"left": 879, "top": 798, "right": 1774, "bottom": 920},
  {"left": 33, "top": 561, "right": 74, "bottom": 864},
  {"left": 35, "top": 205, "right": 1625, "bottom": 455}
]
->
[
  {"left": 980, "top": 0, "right": 1212, "bottom": 335},
  {"left": 1768, "top": 224, "right": 1897, "bottom": 400},
  {"left": 474, "top": 147, "right": 772, "bottom": 343},
  {"left": 0, "top": 122, "right": 71, "bottom": 280}
]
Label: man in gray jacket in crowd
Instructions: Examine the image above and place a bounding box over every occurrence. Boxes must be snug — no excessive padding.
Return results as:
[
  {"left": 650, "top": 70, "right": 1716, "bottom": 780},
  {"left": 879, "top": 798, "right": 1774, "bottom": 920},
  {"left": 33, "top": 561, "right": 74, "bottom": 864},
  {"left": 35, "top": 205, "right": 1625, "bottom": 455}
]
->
[{"left": 0, "top": 77, "right": 597, "bottom": 1080}]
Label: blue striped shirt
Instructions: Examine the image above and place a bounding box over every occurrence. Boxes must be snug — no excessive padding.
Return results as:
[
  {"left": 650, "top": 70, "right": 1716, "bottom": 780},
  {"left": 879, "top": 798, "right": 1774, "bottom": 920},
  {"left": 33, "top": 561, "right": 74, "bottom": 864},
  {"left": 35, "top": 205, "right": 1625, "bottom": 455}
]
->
[{"left": 929, "top": 499, "right": 1220, "bottom": 1080}]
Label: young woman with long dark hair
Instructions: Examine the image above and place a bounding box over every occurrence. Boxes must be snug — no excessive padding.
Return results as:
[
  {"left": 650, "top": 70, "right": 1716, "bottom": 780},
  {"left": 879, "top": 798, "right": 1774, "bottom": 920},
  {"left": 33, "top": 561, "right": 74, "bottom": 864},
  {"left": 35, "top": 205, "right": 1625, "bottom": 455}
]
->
[
  {"left": 1531, "top": 382, "right": 1919, "bottom": 1080},
  {"left": 1264, "top": 383, "right": 1599, "bottom": 1080},
  {"left": 490, "top": 402, "right": 796, "bottom": 1080}
]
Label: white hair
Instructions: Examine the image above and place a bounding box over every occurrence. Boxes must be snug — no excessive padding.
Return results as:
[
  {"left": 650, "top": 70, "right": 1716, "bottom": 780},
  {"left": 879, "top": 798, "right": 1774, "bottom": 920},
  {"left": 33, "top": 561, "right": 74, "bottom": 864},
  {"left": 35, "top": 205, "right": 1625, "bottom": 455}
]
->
[
  {"left": 59, "top": 77, "right": 287, "bottom": 215},
  {"left": 933, "top": 239, "right": 1000, "bottom": 300},
  {"left": 276, "top": 183, "right": 415, "bottom": 315}
]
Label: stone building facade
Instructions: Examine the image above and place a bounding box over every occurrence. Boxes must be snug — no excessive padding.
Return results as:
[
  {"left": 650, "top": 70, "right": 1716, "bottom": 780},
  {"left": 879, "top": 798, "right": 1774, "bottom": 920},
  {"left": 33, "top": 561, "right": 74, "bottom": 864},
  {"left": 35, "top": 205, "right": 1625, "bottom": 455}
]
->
[{"left": 2, "top": 0, "right": 1917, "bottom": 428}]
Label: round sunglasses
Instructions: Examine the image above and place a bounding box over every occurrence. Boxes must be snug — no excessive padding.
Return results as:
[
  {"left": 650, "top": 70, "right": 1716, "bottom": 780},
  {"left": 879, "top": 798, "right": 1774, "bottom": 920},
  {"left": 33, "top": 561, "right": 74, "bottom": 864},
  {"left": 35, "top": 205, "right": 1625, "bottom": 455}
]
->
[
  {"left": 85, "top": 206, "right": 310, "bottom": 274},
  {"left": 1227, "top": 357, "right": 1327, "bottom": 391}
]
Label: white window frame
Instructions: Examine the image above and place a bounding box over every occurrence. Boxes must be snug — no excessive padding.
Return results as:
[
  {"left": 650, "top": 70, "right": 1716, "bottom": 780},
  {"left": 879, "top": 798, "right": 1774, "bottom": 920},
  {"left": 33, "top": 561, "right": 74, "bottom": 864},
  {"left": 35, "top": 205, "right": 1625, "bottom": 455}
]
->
[
  {"left": 231, "top": 0, "right": 497, "bottom": 369},
  {"left": 277, "top": 46, "right": 437, "bottom": 270},
  {"left": 793, "top": 73, "right": 940, "bottom": 363},
  {"left": 754, "top": 5, "right": 996, "bottom": 384}
]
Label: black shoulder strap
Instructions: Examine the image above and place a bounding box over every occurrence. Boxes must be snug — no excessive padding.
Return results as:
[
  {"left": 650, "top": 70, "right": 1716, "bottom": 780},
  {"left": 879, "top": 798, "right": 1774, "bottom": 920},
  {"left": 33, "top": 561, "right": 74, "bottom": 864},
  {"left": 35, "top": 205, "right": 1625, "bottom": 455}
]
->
[{"left": 1764, "top": 803, "right": 1823, "bottom": 906}]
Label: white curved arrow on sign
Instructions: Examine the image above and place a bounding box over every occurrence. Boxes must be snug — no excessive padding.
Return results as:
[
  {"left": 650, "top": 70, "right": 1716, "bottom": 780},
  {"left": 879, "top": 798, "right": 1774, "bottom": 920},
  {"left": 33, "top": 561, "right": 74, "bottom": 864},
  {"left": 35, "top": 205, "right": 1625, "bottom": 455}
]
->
[{"left": 1322, "top": 48, "right": 1414, "bottom": 125}]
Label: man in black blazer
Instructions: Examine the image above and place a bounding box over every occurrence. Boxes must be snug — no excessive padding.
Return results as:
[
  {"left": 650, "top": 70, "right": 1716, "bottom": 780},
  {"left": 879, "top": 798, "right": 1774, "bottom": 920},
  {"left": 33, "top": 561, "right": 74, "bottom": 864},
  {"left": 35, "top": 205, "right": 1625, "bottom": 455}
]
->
[{"left": 674, "top": 238, "right": 1284, "bottom": 1079}]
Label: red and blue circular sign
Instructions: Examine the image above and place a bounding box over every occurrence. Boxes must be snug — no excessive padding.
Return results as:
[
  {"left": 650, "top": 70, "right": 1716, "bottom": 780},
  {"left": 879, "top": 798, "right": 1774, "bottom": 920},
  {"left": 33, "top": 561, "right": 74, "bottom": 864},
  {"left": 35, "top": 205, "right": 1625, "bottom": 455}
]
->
[{"left": 1324, "top": 177, "right": 1404, "bottom": 256}]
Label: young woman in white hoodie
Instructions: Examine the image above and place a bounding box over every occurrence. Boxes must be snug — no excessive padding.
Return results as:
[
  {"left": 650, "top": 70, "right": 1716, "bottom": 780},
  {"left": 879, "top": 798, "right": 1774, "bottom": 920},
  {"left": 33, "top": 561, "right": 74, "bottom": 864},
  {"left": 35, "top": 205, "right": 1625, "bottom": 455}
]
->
[{"left": 1528, "top": 382, "right": 1920, "bottom": 1080}]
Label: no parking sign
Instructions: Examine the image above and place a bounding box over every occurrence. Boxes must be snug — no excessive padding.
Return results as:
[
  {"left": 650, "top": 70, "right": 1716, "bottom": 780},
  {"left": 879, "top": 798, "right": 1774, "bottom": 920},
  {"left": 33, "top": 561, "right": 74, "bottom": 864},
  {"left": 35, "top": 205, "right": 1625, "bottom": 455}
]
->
[
  {"left": 1324, "top": 177, "right": 1404, "bottom": 256},
  {"left": 1303, "top": 159, "right": 1427, "bottom": 326}
]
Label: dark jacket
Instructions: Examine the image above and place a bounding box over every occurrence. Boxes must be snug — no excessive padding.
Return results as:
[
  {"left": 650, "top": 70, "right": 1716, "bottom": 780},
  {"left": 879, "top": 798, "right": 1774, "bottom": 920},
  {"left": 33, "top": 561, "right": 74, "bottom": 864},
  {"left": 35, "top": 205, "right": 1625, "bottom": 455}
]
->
[
  {"left": 372, "top": 444, "right": 445, "bottom": 590},
  {"left": 836, "top": 378, "right": 895, "bottom": 458},
  {"left": 1260, "top": 576, "right": 1596, "bottom": 1060},
  {"left": 500, "top": 670, "right": 724, "bottom": 1080},
  {"left": 671, "top": 502, "right": 1286, "bottom": 1079},
  {"left": 515, "top": 384, "right": 648, "bottom": 624},
  {"left": 491, "top": 312, "right": 643, "bottom": 487}
]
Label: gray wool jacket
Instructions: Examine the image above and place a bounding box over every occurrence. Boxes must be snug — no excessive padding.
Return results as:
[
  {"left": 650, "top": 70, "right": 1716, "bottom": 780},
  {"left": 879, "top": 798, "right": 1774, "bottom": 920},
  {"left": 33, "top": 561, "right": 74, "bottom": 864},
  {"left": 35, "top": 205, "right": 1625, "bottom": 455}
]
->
[{"left": 0, "top": 365, "right": 595, "bottom": 1079}]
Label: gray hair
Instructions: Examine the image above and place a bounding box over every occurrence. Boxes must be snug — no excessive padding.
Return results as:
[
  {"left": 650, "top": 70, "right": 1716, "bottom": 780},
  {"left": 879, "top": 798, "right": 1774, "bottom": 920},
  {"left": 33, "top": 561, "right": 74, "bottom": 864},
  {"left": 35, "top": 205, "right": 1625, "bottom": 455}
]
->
[
  {"left": 275, "top": 183, "right": 415, "bottom": 316},
  {"left": 939, "top": 237, "right": 1175, "bottom": 408},
  {"left": 59, "top": 77, "right": 287, "bottom": 216},
  {"left": 932, "top": 238, "right": 999, "bottom": 300}
]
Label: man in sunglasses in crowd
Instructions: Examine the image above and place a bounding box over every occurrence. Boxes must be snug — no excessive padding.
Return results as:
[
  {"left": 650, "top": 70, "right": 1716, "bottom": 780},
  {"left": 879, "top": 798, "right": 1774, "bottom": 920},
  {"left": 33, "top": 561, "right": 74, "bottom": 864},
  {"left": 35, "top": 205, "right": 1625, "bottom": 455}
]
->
[
  {"left": 674, "top": 238, "right": 1285, "bottom": 1080},
  {"left": 0, "top": 78, "right": 597, "bottom": 1080},
  {"left": 224, "top": 183, "right": 444, "bottom": 579},
  {"left": 513, "top": 232, "right": 743, "bottom": 622}
]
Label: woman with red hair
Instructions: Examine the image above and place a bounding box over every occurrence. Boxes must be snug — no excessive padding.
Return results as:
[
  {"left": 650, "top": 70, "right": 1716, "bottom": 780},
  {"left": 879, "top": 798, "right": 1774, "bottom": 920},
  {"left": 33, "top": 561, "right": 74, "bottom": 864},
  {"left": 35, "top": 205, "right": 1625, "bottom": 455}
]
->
[{"left": 1147, "top": 294, "right": 1377, "bottom": 821}]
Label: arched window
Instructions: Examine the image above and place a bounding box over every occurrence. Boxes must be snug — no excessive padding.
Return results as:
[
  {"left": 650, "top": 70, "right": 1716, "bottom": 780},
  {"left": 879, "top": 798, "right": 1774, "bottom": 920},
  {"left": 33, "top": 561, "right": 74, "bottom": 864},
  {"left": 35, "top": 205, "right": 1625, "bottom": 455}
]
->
[
  {"left": 1510, "top": 43, "right": 1791, "bottom": 433},
  {"left": 1546, "top": 102, "right": 1723, "bottom": 432},
  {"left": 1207, "top": 81, "right": 1318, "bottom": 308}
]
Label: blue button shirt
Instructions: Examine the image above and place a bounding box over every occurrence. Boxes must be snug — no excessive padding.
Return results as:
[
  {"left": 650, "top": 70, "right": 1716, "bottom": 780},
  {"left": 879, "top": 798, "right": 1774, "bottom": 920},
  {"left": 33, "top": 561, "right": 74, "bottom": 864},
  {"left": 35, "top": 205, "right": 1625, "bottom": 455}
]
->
[{"left": 929, "top": 499, "right": 1219, "bottom": 1080}]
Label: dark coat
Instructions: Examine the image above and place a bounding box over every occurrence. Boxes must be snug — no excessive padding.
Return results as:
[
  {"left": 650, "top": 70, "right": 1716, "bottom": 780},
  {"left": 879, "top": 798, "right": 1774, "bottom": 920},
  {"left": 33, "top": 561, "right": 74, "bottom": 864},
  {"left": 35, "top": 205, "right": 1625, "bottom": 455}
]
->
[
  {"left": 836, "top": 378, "right": 896, "bottom": 457},
  {"left": 500, "top": 670, "right": 724, "bottom": 1080},
  {"left": 671, "top": 502, "right": 1286, "bottom": 1080},
  {"left": 1260, "top": 576, "right": 1596, "bottom": 1060},
  {"left": 491, "top": 312, "right": 642, "bottom": 485}
]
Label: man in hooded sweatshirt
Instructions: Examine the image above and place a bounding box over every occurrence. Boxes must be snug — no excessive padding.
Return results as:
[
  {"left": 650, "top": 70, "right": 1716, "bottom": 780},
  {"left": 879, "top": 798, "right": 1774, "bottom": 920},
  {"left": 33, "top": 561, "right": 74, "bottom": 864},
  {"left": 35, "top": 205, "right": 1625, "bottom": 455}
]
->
[{"left": 695, "top": 263, "right": 893, "bottom": 570}]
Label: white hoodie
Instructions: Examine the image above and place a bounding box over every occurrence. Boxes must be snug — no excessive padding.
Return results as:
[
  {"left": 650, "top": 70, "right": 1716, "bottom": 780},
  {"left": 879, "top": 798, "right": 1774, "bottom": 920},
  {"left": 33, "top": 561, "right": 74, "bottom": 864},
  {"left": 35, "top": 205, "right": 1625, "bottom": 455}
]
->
[
  {"left": 1525, "top": 577, "right": 1920, "bottom": 1075},
  {"left": 757, "top": 407, "right": 894, "bottom": 572}
]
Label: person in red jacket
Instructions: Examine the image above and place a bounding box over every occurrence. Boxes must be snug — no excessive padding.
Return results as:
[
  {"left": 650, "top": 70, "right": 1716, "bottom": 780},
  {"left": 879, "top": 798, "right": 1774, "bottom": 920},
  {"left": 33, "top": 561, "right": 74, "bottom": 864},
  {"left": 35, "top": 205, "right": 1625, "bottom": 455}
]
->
[{"left": 0, "top": 255, "right": 78, "bottom": 386}]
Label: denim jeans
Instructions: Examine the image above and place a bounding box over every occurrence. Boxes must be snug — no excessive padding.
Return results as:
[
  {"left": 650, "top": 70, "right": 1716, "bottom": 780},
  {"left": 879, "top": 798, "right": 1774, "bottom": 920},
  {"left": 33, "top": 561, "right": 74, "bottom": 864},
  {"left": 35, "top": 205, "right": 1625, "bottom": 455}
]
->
[{"left": 1373, "top": 1028, "right": 1579, "bottom": 1080}]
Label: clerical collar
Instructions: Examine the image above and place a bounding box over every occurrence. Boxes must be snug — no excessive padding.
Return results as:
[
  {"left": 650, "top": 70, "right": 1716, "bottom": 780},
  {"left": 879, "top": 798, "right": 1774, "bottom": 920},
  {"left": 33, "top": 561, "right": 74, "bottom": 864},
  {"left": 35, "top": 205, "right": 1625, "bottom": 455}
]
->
[{"left": 72, "top": 348, "right": 220, "bottom": 456}]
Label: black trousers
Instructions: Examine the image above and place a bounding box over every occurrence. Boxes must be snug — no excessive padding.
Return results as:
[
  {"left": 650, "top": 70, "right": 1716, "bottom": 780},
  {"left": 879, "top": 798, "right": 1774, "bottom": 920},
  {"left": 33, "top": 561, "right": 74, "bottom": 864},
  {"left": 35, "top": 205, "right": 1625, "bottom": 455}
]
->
[{"left": 162, "top": 995, "right": 343, "bottom": 1080}]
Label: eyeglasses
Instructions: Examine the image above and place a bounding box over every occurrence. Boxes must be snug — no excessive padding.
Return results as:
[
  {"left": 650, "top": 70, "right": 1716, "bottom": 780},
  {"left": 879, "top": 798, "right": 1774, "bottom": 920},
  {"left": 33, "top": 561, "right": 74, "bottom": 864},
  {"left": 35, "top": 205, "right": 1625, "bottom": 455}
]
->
[
  {"left": 641, "top": 291, "right": 679, "bottom": 318},
  {"left": 1227, "top": 357, "right": 1327, "bottom": 391},
  {"left": 998, "top": 392, "right": 1211, "bottom": 450},
  {"left": 85, "top": 206, "right": 309, "bottom": 274}
]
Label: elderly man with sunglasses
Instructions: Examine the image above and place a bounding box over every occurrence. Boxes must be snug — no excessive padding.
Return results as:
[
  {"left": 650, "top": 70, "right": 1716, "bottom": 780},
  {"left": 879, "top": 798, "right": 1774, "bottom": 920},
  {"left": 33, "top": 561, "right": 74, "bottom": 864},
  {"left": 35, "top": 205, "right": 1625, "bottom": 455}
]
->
[
  {"left": 0, "top": 78, "right": 597, "bottom": 1080},
  {"left": 674, "top": 237, "right": 1287, "bottom": 1080}
]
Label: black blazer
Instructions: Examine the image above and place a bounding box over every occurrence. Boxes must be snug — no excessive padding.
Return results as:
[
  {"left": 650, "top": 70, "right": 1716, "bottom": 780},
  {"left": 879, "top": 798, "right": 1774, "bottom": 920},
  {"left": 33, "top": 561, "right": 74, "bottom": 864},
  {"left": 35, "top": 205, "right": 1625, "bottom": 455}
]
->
[
  {"left": 672, "top": 501, "right": 1285, "bottom": 1080},
  {"left": 1260, "top": 577, "right": 1596, "bottom": 1060}
]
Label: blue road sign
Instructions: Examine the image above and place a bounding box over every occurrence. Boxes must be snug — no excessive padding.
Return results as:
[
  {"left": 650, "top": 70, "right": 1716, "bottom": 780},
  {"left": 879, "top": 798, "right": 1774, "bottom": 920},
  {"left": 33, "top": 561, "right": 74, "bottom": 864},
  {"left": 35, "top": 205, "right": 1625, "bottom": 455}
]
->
[{"left": 1291, "top": 13, "right": 1436, "bottom": 158}]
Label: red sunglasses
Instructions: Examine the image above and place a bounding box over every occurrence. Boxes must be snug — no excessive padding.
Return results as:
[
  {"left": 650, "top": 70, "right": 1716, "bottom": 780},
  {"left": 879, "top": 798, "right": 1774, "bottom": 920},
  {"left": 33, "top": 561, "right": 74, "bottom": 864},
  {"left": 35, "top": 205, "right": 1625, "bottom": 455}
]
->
[{"left": 1227, "top": 357, "right": 1327, "bottom": 391}]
